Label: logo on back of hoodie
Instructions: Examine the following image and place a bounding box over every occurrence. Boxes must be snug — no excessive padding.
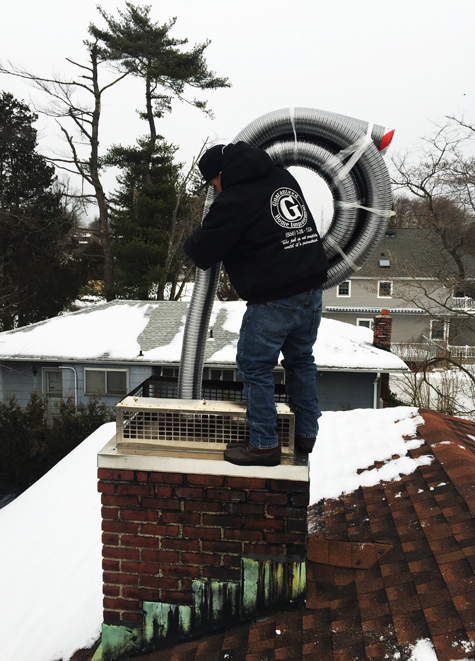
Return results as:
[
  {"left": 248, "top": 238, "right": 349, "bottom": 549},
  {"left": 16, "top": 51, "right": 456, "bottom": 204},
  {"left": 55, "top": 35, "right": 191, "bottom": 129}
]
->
[{"left": 270, "top": 188, "right": 308, "bottom": 229}]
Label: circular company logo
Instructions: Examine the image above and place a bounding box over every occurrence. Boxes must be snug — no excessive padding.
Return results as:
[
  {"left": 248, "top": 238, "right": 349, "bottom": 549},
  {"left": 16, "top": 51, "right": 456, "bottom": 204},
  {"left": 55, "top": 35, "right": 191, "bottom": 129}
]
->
[{"left": 270, "top": 188, "right": 308, "bottom": 229}]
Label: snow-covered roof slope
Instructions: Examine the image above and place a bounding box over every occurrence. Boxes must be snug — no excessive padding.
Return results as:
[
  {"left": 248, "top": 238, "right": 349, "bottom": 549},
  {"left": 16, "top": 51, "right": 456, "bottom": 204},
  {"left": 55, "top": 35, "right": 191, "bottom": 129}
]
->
[
  {"left": 0, "top": 300, "right": 407, "bottom": 371},
  {"left": 0, "top": 422, "right": 115, "bottom": 661},
  {"left": 0, "top": 408, "right": 425, "bottom": 661}
]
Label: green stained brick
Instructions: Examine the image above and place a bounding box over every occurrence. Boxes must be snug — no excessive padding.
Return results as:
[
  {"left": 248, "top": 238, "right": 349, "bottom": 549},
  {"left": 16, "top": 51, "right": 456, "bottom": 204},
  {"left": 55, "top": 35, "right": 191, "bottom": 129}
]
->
[{"left": 101, "top": 623, "right": 142, "bottom": 661}]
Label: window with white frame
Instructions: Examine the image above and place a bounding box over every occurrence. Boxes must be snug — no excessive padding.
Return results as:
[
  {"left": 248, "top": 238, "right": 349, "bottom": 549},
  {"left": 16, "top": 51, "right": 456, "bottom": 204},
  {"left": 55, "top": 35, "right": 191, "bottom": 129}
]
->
[
  {"left": 430, "top": 320, "right": 448, "bottom": 341},
  {"left": 337, "top": 280, "right": 351, "bottom": 297},
  {"left": 357, "top": 318, "right": 374, "bottom": 330},
  {"left": 84, "top": 368, "right": 128, "bottom": 396},
  {"left": 378, "top": 281, "right": 393, "bottom": 298}
]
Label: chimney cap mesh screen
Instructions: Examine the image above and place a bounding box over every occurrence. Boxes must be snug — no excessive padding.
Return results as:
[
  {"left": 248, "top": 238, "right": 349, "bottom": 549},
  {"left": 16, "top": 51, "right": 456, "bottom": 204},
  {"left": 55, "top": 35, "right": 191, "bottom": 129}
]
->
[{"left": 116, "top": 397, "right": 295, "bottom": 455}]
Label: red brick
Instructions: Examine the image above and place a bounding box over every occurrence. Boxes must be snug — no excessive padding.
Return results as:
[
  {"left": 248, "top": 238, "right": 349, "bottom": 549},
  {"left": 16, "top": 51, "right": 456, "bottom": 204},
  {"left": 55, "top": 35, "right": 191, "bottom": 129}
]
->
[
  {"left": 249, "top": 492, "right": 288, "bottom": 505},
  {"left": 102, "top": 520, "right": 139, "bottom": 535},
  {"left": 103, "top": 597, "right": 140, "bottom": 611},
  {"left": 141, "top": 550, "right": 179, "bottom": 563},
  {"left": 184, "top": 500, "right": 225, "bottom": 513},
  {"left": 117, "top": 484, "right": 154, "bottom": 496},
  {"left": 98, "top": 469, "right": 134, "bottom": 481},
  {"left": 121, "top": 561, "right": 160, "bottom": 575},
  {"left": 161, "top": 512, "right": 200, "bottom": 525},
  {"left": 175, "top": 487, "right": 203, "bottom": 499},
  {"left": 121, "top": 535, "right": 160, "bottom": 549},
  {"left": 181, "top": 553, "right": 221, "bottom": 565},
  {"left": 120, "top": 612, "right": 142, "bottom": 623},
  {"left": 207, "top": 489, "right": 246, "bottom": 502},
  {"left": 244, "top": 543, "right": 285, "bottom": 556},
  {"left": 120, "top": 509, "right": 158, "bottom": 522},
  {"left": 202, "top": 540, "right": 242, "bottom": 554},
  {"left": 224, "top": 555, "right": 241, "bottom": 568},
  {"left": 269, "top": 479, "right": 309, "bottom": 493},
  {"left": 98, "top": 482, "right": 115, "bottom": 494},
  {"left": 141, "top": 498, "right": 180, "bottom": 510},
  {"left": 267, "top": 505, "right": 307, "bottom": 518},
  {"left": 162, "top": 564, "right": 201, "bottom": 578},
  {"left": 287, "top": 520, "right": 307, "bottom": 533},
  {"left": 161, "top": 539, "right": 200, "bottom": 552},
  {"left": 104, "top": 585, "right": 120, "bottom": 597},
  {"left": 136, "top": 472, "right": 149, "bottom": 483},
  {"left": 102, "top": 559, "right": 120, "bottom": 572},
  {"left": 103, "top": 610, "right": 121, "bottom": 623},
  {"left": 150, "top": 472, "right": 183, "bottom": 485},
  {"left": 155, "top": 486, "right": 173, "bottom": 497},
  {"left": 226, "top": 503, "right": 265, "bottom": 516},
  {"left": 103, "top": 546, "right": 139, "bottom": 561},
  {"left": 202, "top": 566, "right": 241, "bottom": 580},
  {"left": 141, "top": 523, "right": 179, "bottom": 537},
  {"left": 244, "top": 518, "right": 284, "bottom": 531},
  {"left": 265, "top": 532, "right": 305, "bottom": 544},
  {"left": 227, "top": 477, "right": 267, "bottom": 489},
  {"left": 102, "top": 507, "right": 119, "bottom": 520},
  {"left": 202, "top": 514, "right": 242, "bottom": 528},
  {"left": 225, "top": 529, "right": 264, "bottom": 541},
  {"left": 101, "top": 495, "right": 139, "bottom": 508},
  {"left": 123, "top": 587, "right": 160, "bottom": 602},
  {"left": 140, "top": 576, "right": 179, "bottom": 590},
  {"left": 102, "top": 533, "right": 119, "bottom": 546},
  {"left": 183, "top": 526, "right": 221, "bottom": 540},
  {"left": 187, "top": 474, "right": 225, "bottom": 487},
  {"left": 160, "top": 591, "right": 193, "bottom": 605},
  {"left": 103, "top": 572, "right": 139, "bottom": 586},
  {"left": 182, "top": 579, "right": 193, "bottom": 591},
  {"left": 290, "top": 494, "right": 310, "bottom": 507}
]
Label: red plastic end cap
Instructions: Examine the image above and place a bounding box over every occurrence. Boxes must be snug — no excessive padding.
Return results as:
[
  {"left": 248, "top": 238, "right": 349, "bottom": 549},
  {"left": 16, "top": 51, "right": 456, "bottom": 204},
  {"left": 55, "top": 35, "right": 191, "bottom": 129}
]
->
[{"left": 379, "top": 129, "right": 395, "bottom": 153}]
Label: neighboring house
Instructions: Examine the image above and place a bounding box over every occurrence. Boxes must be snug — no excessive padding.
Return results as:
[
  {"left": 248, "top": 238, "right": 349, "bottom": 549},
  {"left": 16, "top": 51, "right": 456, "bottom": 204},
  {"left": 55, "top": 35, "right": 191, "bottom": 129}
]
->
[
  {"left": 0, "top": 300, "right": 407, "bottom": 418},
  {"left": 322, "top": 227, "right": 475, "bottom": 355}
]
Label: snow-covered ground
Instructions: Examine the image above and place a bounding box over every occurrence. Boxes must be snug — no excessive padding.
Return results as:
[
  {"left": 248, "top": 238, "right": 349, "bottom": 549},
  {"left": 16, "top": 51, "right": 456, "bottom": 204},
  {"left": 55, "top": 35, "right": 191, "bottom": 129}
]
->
[
  {"left": 0, "top": 407, "right": 444, "bottom": 661},
  {"left": 390, "top": 370, "right": 475, "bottom": 420}
]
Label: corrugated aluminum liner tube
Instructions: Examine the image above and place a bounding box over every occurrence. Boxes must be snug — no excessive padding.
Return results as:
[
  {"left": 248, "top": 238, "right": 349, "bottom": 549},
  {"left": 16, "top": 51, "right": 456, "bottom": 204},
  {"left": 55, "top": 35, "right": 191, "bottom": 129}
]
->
[{"left": 178, "top": 107, "right": 394, "bottom": 399}]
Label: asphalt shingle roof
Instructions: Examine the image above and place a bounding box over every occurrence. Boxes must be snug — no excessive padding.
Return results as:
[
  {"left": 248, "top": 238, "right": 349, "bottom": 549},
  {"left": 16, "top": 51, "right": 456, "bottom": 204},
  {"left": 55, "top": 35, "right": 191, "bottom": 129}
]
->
[
  {"left": 72, "top": 410, "right": 475, "bottom": 661},
  {"left": 356, "top": 228, "right": 475, "bottom": 280}
]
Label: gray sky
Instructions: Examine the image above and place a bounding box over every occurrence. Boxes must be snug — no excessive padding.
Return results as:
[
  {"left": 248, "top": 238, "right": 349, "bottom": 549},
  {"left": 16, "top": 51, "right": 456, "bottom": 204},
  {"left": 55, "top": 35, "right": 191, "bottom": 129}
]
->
[{"left": 1, "top": 0, "right": 475, "bottom": 223}]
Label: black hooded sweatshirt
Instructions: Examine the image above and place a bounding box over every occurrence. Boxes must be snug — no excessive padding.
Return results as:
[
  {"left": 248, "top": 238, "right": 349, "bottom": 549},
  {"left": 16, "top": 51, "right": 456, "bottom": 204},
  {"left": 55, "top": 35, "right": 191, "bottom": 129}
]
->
[{"left": 183, "top": 142, "right": 328, "bottom": 303}]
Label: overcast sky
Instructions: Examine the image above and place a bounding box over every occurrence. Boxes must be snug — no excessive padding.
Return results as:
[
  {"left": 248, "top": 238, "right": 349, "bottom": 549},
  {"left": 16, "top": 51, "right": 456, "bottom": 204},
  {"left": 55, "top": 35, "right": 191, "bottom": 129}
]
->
[{"left": 1, "top": 0, "right": 475, "bottom": 222}]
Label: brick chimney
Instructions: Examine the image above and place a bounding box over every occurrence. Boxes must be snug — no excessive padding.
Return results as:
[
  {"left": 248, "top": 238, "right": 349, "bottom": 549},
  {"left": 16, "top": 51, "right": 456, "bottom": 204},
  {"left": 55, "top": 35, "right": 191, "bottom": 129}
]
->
[{"left": 373, "top": 309, "right": 392, "bottom": 352}]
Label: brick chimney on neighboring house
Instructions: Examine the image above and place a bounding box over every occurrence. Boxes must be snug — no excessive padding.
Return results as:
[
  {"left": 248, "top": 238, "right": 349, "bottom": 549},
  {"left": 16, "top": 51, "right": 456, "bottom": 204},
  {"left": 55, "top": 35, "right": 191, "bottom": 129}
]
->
[{"left": 373, "top": 310, "right": 393, "bottom": 406}]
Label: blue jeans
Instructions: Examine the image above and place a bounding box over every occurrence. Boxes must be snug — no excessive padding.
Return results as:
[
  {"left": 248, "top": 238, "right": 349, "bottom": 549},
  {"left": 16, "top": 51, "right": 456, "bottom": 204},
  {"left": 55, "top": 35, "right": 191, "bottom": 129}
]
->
[{"left": 236, "top": 289, "right": 323, "bottom": 449}]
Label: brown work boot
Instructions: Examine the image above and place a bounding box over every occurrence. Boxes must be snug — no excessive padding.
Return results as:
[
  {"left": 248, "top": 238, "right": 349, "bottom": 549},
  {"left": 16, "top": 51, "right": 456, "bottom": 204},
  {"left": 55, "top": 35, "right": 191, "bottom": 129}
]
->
[
  {"left": 295, "top": 435, "right": 316, "bottom": 454},
  {"left": 224, "top": 443, "right": 281, "bottom": 466}
]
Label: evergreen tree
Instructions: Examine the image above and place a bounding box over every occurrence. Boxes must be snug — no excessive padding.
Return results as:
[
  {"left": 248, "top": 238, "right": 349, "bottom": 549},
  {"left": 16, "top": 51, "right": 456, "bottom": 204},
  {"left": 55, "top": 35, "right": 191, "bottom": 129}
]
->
[
  {"left": 0, "top": 92, "right": 88, "bottom": 329},
  {"left": 105, "top": 138, "right": 180, "bottom": 299},
  {"left": 89, "top": 4, "right": 230, "bottom": 299}
]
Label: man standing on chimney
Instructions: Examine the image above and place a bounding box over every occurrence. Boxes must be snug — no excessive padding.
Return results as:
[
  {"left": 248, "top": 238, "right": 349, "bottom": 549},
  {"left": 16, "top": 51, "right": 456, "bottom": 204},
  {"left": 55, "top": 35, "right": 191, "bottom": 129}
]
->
[{"left": 184, "top": 141, "right": 328, "bottom": 466}]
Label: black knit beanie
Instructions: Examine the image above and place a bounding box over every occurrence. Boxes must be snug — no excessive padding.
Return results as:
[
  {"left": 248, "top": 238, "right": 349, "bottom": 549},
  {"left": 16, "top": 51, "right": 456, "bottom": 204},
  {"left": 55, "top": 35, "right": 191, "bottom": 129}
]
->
[{"left": 198, "top": 144, "right": 226, "bottom": 183}]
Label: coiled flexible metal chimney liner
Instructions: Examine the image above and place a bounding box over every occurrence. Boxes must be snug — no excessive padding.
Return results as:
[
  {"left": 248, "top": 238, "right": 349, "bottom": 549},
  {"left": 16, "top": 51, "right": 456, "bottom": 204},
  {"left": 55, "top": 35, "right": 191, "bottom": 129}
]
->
[{"left": 178, "top": 107, "right": 394, "bottom": 399}]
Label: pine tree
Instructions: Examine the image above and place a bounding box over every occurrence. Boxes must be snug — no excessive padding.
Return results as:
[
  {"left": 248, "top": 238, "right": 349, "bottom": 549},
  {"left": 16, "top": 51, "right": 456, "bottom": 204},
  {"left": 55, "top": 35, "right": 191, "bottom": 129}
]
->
[
  {"left": 89, "top": 4, "right": 230, "bottom": 299},
  {"left": 0, "top": 92, "right": 88, "bottom": 329}
]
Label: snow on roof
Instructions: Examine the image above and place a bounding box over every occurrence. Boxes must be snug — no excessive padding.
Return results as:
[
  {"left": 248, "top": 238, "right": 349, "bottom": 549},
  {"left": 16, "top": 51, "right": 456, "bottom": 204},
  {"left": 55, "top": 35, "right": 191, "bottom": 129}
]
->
[
  {"left": 0, "top": 407, "right": 425, "bottom": 661},
  {"left": 0, "top": 299, "right": 407, "bottom": 371}
]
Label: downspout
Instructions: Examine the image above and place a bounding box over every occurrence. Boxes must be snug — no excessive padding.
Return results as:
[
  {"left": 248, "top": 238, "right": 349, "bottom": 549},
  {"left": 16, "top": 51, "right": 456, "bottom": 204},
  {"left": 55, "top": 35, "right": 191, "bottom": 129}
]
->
[
  {"left": 59, "top": 366, "right": 78, "bottom": 410},
  {"left": 373, "top": 372, "right": 381, "bottom": 409}
]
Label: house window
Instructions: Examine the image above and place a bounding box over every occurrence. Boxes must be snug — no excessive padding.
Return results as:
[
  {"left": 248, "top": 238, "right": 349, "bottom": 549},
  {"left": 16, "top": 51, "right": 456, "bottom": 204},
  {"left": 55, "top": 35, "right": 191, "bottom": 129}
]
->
[
  {"left": 430, "top": 320, "right": 448, "bottom": 341},
  {"left": 161, "top": 367, "right": 179, "bottom": 377},
  {"left": 210, "top": 369, "right": 236, "bottom": 381},
  {"left": 378, "top": 281, "right": 392, "bottom": 298},
  {"left": 357, "top": 318, "right": 374, "bottom": 330},
  {"left": 84, "top": 369, "right": 128, "bottom": 396},
  {"left": 337, "top": 281, "right": 351, "bottom": 297}
]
